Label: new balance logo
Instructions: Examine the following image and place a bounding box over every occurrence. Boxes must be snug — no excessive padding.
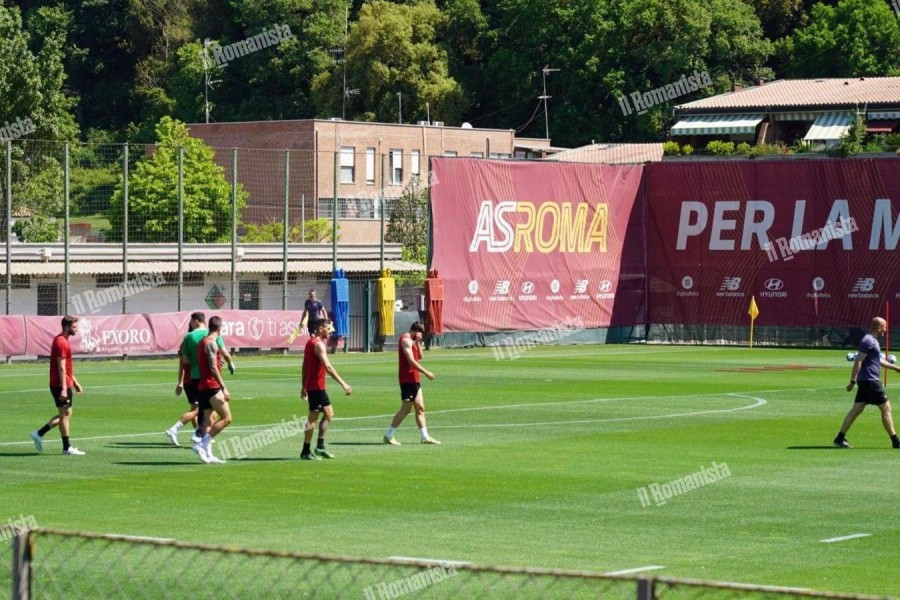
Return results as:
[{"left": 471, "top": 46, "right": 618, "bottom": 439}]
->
[
  {"left": 852, "top": 278, "right": 875, "bottom": 293},
  {"left": 719, "top": 277, "right": 741, "bottom": 292}
]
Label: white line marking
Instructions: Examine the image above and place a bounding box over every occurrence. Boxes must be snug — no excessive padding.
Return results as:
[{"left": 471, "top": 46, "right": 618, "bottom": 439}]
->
[
  {"left": 388, "top": 556, "right": 473, "bottom": 566},
  {"left": 105, "top": 534, "right": 175, "bottom": 543},
  {"left": 0, "top": 393, "right": 768, "bottom": 447},
  {"left": 605, "top": 565, "right": 665, "bottom": 576},
  {"left": 820, "top": 533, "right": 871, "bottom": 543}
]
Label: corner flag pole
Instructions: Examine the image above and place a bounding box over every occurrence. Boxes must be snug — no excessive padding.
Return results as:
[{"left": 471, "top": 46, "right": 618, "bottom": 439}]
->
[
  {"left": 886, "top": 301, "right": 890, "bottom": 385},
  {"left": 748, "top": 296, "right": 759, "bottom": 349}
]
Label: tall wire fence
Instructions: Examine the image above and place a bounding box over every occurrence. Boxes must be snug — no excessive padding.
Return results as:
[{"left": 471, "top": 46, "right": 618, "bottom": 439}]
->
[
  {"left": 0, "top": 141, "right": 429, "bottom": 349},
  {"left": 5, "top": 528, "right": 894, "bottom": 600}
]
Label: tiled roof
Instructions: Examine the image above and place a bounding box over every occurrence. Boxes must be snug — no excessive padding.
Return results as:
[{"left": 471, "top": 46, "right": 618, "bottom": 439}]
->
[
  {"left": 677, "top": 78, "right": 900, "bottom": 112},
  {"left": 545, "top": 143, "right": 664, "bottom": 164}
]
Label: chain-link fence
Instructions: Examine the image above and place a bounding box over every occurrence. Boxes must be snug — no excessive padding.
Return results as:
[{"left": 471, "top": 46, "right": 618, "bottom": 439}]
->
[
  {"left": 6, "top": 529, "right": 894, "bottom": 600},
  {"left": 0, "top": 140, "right": 429, "bottom": 349}
]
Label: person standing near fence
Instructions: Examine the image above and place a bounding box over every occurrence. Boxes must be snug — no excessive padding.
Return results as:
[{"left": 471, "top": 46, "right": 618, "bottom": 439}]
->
[
  {"left": 31, "top": 316, "right": 86, "bottom": 455},
  {"left": 301, "top": 289, "right": 329, "bottom": 337},
  {"left": 383, "top": 321, "right": 440, "bottom": 446},
  {"left": 196, "top": 316, "right": 232, "bottom": 464},
  {"left": 166, "top": 312, "right": 234, "bottom": 447},
  {"left": 834, "top": 316, "right": 900, "bottom": 449},
  {"left": 300, "top": 318, "right": 351, "bottom": 460}
]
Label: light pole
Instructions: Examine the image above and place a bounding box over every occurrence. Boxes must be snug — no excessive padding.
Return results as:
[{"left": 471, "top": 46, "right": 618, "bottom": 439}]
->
[
  {"left": 397, "top": 92, "right": 402, "bottom": 124},
  {"left": 539, "top": 65, "right": 560, "bottom": 140}
]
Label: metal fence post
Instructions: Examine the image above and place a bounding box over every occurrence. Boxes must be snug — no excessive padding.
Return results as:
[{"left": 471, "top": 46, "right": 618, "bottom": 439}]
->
[
  {"left": 283, "top": 150, "right": 289, "bottom": 311},
  {"left": 5, "top": 140, "right": 11, "bottom": 316},
  {"left": 231, "top": 149, "right": 238, "bottom": 309},
  {"left": 63, "top": 142, "right": 70, "bottom": 315},
  {"left": 12, "top": 530, "right": 32, "bottom": 600},
  {"left": 301, "top": 194, "right": 305, "bottom": 241},
  {"left": 177, "top": 147, "right": 184, "bottom": 312},
  {"left": 364, "top": 279, "right": 371, "bottom": 352},
  {"left": 122, "top": 144, "right": 129, "bottom": 314},
  {"left": 332, "top": 151, "right": 338, "bottom": 273},
  {"left": 379, "top": 153, "right": 385, "bottom": 272},
  {"left": 636, "top": 577, "right": 654, "bottom": 600}
]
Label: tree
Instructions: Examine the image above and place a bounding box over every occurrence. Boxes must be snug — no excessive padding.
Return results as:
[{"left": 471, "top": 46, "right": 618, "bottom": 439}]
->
[
  {"left": 776, "top": 0, "right": 900, "bottom": 77},
  {"left": 106, "top": 117, "right": 246, "bottom": 242},
  {"left": 385, "top": 176, "right": 429, "bottom": 265},
  {"left": 312, "top": 0, "right": 466, "bottom": 124},
  {"left": 241, "top": 217, "right": 338, "bottom": 243}
]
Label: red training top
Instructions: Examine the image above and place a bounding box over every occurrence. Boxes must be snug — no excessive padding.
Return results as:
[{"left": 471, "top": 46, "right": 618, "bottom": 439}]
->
[
  {"left": 49, "top": 334, "right": 73, "bottom": 388},
  {"left": 398, "top": 332, "right": 421, "bottom": 384},
  {"left": 197, "top": 337, "right": 222, "bottom": 391},
  {"left": 303, "top": 337, "right": 326, "bottom": 391}
]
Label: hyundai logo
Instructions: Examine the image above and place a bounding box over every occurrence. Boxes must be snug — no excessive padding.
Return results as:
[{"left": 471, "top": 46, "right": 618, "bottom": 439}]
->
[{"left": 764, "top": 278, "right": 784, "bottom": 291}]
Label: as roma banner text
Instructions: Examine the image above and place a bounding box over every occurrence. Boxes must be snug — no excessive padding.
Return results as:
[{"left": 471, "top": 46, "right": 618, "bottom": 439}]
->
[
  {"left": 646, "top": 158, "right": 900, "bottom": 327},
  {"left": 429, "top": 158, "right": 645, "bottom": 331}
]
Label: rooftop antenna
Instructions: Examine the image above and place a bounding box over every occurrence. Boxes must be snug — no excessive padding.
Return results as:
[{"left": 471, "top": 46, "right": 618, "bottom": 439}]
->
[{"left": 539, "top": 65, "right": 560, "bottom": 140}]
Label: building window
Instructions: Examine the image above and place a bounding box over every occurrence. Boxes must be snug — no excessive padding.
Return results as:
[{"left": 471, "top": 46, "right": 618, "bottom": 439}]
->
[
  {"left": 159, "top": 272, "right": 204, "bottom": 287},
  {"left": 365, "top": 147, "right": 376, "bottom": 184},
  {"left": 340, "top": 146, "right": 355, "bottom": 184},
  {"left": 470, "top": 152, "right": 484, "bottom": 158},
  {"left": 411, "top": 150, "right": 420, "bottom": 177},
  {"left": 443, "top": 151, "right": 457, "bottom": 157},
  {"left": 390, "top": 149, "right": 403, "bottom": 185}
]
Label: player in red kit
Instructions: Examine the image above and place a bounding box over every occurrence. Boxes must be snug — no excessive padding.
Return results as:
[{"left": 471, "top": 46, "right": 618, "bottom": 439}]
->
[
  {"left": 31, "top": 316, "right": 85, "bottom": 455},
  {"left": 195, "top": 316, "right": 231, "bottom": 464},
  {"left": 300, "top": 318, "right": 351, "bottom": 460},
  {"left": 383, "top": 321, "right": 439, "bottom": 445}
]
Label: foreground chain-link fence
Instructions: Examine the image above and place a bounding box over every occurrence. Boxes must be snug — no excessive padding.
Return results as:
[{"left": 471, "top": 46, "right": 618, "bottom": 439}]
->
[{"left": 5, "top": 529, "right": 895, "bottom": 600}]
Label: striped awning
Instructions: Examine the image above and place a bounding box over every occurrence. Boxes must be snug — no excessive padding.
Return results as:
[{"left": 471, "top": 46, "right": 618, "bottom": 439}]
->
[
  {"left": 869, "top": 111, "right": 900, "bottom": 120},
  {"left": 670, "top": 114, "right": 764, "bottom": 136},
  {"left": 774, "top": 112, "right": 819, "bottom": 122},
  {"left": 803, "top": 113, "right": 852, "bottom": 141}
]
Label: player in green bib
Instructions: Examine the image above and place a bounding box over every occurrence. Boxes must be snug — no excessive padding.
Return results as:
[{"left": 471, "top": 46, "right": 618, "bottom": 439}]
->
[{"left": 165, "top": 312, "right": 234, "bottom": 446}]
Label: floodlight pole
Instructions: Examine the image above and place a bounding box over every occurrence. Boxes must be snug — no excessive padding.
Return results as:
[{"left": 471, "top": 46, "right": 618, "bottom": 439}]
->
[{"left": 539, "top": 66, "right": 560, "bottom": 140}]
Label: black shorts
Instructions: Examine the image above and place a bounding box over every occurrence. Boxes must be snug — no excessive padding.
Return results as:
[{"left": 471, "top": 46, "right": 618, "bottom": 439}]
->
[
  {"left": 855, "top": 379, "right": 888, "bottom": 406},
  {"left": 198, "top": 387, "right": 222, "bottom": 411},
  {"left": 184, "top": 380, "right": 200, "bottom": 406},
  {"left": 400, "top": 383, "right": 421, "bottom": 402},
  {"left": 307, "top": 390, "right": 331, "bottom": 412},
  {"left": 50, "top": 386, "right": 74, "bottom": 409}
]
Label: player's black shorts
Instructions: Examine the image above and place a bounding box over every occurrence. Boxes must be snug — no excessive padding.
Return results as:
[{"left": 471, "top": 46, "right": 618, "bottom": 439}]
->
[
  {"left": 50, "top": 386, "right": 74, "bottom": 408},
  {"left": 400, "top": 383, "right": 421, "bottom": 402},
  {"left": 198, "top": 387, "right": 222, "bottom": 411},
  {"left": 184, "top": 380, "right": 200, "bottom": 406},
  {"left": 307, "top": 390, "right": 331, "bottom": 412},
  {"left": 855, "top": 379, "right": 888, "bottom": 405}
]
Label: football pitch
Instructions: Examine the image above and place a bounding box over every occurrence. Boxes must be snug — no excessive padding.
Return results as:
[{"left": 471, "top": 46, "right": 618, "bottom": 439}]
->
[{"left": 1, "top": 345, "right": 898, "bottom": 597}]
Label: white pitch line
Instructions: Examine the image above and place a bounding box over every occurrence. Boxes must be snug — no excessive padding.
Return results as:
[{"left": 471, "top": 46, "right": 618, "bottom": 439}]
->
[
  {"left": 605, "top": 565, "right": 665, "bottom": 576},
  {"left": 820, "top": 533, "right": 871, "bottom": 543},
  {"left": 0, "top": 393, "right": 768, "bottom": 447},
  {"left": 388, "top": 556, "right": 473, "bottom": 567},
  {"left": 105, "top": 534, "right": 175, "bottom": 543}
]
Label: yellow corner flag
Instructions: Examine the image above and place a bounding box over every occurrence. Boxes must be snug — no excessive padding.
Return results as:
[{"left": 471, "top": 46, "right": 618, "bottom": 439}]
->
[
  {"left": 748, "top": 296, "right": 759, "bottom": 320},
  {"left": 748, "top": 296, "right": 759, "bottom": 348}
]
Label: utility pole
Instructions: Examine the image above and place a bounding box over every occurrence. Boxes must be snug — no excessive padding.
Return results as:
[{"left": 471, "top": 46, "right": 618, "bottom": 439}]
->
[
  {"left": 539, "top": 65, "right": 560, "bottom": 140},
  {"left": 341, "top": 8, "right": 348, "bottom": 119},
  {"left": 397, "top": 92, "right": 402, "bottom": 124},
  {"left": 202, "top": 39, "right": 222, "bottom": 123}
]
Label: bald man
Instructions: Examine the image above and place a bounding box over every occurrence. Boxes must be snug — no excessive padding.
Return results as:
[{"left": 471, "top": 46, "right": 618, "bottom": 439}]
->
[{"left": 834, "top": 317, "right": 900, "bottom": 449}]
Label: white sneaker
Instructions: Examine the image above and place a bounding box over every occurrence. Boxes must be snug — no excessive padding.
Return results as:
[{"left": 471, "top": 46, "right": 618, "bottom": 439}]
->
[
  {"left": 190, "top": 434, "right": 202, "bottom": 444},
  {"left": 30, "top": 431, "right": 43, "bottom": 453},
  {"left": 193, "top": 443, "right": 208, "bottom": 462},
  {"left": 206, "top": 454, "right": 225, "bottom": 464},
  {"left": 63, "top": 447, "right": 86, "bottom": 455},
  {"left": 421, "top": 437, "right": 441, "bottom": 445},
  {"left": 165, "top": 429, "right": 179, "bottom": 446}
]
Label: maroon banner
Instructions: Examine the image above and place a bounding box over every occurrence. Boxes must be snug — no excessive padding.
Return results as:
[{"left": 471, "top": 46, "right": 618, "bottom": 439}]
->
[
  {"left": 430, "top": 158, "right": 645, "bottom": 331},
  {"left": 16, "top": 311, "right": 311, "bottom": 357},
  {"left": 0, "top": 316, "right": 27, "bottom": 356},
  {"left": 646, "top": 158, "right": 900, "bottom": 327}
]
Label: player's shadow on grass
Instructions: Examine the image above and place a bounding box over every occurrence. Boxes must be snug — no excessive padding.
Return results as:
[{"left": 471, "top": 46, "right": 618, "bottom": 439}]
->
[
  {"left": 787, "top": 446, "right": 880, "bottom": 450},
  {"left": 233, "top": 457, "right": 292, "bottom": 462},
  {"left": 329, "top": 442, "right": 384, "bottom": 446},
  {"left": 114, "top": 461, "right": 199, "bottom": 466},
  {"left": 0, "top": 452, "right": 42, "bottom": 457},
  {"left": 107, "top": 442, "right": 177, "bottom": 448}
]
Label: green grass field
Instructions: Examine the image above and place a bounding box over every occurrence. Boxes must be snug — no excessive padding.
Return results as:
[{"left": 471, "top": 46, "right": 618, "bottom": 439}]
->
[{"left": 1, "top": 345, "right": 898, "bottom": 597}]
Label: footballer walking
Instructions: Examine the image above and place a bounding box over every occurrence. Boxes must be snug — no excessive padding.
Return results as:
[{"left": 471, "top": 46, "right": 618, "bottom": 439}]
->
[
  {"left": 31, "top": 316, "right": 86, "bottom": 455},
  {"left": 300, "top": 319, "right": 351, "bottom": 460},
  {"left": 383, "top": 321, "right": 440, "bottom": 445},
  {"left": 195, "top": 316, "right": 232, "bottom": 463}
]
